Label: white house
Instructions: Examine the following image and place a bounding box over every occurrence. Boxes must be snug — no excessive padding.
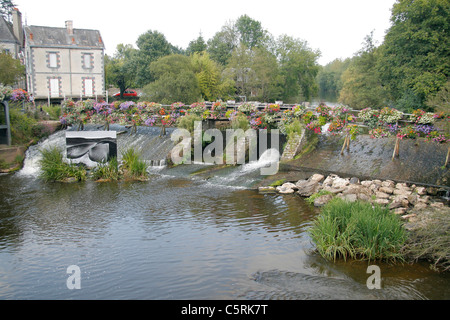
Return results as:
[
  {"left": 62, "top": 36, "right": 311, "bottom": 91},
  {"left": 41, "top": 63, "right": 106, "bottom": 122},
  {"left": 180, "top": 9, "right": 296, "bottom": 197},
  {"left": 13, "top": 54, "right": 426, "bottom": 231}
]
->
[{"left": 23, "top": 20, "right": 105, "bottom": 101}]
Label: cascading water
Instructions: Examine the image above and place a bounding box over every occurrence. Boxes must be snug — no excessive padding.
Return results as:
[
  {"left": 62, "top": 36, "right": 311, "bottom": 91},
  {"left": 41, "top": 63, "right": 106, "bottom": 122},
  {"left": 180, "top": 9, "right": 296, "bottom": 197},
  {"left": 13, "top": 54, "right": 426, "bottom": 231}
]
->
[{"left": 18, "top": 124, "right": 177, "bottom": 177}]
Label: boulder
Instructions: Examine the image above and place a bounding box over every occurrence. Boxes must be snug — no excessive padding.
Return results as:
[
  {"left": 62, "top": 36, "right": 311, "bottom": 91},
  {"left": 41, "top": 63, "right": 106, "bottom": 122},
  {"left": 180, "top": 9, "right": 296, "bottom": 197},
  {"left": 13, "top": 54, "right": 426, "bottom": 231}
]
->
[
  {"left": 374, "top": 199, "right": 389, "bottom": 206},
  {"left": 349, "top": 177, "right": 360, "bottom": 185},
  {"left": 379, "top": 186, "right": 394, "bottom": 194},
  {"left": 415, "top": 186, "right": 427, "bottom": 195},
  {"left": 339, "top": 193, "right": 358, "bottom": 203},
  {"left": 414, "top": 202, "right": 428, "bottom": 210},
  {"left": 314, "top": 194, "right": 334, "bottom": 207},
  {"left": 332, "top": 177, "right": 350, "bottom": 189},
  {"left": 376, "top": 192, "right": 390, "bottom": 199},
  {"left": 296, "top": 180, "right": 319, "bottom": 197},
  {"left": 276, "top": 185, "right": 296, "bottom": 194},
  {"left": 309, "top": 174, "right": 325, "bottom": 183},
  {"left": 394, "top": 208, "right": 408, "bottom": 215}
]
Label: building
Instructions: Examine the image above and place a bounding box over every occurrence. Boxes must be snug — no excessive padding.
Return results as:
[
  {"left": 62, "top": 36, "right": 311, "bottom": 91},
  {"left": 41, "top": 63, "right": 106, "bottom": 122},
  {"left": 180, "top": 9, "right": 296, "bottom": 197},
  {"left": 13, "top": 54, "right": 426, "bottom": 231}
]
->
[
  {"left": 0, "top": 8, "right": 23, "bottom": 60},
  {"left": 23, "top": 20, "right": 105, "bottom": 101}
]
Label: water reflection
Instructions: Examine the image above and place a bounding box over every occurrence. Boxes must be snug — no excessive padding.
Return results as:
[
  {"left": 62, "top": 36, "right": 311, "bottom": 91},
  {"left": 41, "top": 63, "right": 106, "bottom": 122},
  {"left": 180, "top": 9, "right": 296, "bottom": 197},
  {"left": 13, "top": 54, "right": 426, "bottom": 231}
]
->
[{"left": 0, "top": 172, "right": 449, "bottom": 300}]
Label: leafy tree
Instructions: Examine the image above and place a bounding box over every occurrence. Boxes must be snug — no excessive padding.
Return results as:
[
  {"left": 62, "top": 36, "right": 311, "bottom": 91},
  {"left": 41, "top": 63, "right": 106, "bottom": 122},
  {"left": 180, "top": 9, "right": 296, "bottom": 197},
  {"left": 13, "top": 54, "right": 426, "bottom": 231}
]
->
[
  {"left": 378, "top": 0, "right": 450, "bottom": 110},
  {"left": 134, "top": 30, "right": 175, "bottom": 86},
  {"left": 141, "top": 54, "right": 201, "bottom": 104},
  {"left": 276, "top": 35, "right": 321, "bottom": 103},
  {"left": 224, "top": 44, "right": 256, "bottom": 99},
  {"left": 186, "top": 34, "right": 207, "bottom": 56},
  {"left": 339, "top": 33, "right": 386, "bottom": 110},
  {"left": 316, "top": 58, "right": 351, "bottom": 101},
  {"left": 235, "top": 14, "right": 268, "bottom": 49},
  {"left": 105, "top": 44, "right": 137, "bottom": 99},
  {"left": 0, "top": 51, "right": 24, "bottom": 85},
  {"left": 190, "top": 51, "right": 225, "bottom": 101},
  {"left": 0, "top": 0, "right": 15, "bottom": 22},
  {"left": 207, "top": 21, "right": 238, "bottom": 66}
]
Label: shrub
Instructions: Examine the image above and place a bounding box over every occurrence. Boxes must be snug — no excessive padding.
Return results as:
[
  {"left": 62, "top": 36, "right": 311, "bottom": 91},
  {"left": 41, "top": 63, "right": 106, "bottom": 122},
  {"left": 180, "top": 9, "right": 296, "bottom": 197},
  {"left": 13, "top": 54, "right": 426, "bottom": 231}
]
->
[
  {"left": 91, "top": 157, "right": 119, "bottom": 181},
  {"left": 121, "top": 148, "right": 149, "bottom": 179},
  {"left": 309, "top": 198, "right": 407, "bottom": 262},
  {"left": 176, "top": 114, "right": 202, "bottom": 133},
  {"left": 39, "top": 147, "right": 87, "bottom": 182}
]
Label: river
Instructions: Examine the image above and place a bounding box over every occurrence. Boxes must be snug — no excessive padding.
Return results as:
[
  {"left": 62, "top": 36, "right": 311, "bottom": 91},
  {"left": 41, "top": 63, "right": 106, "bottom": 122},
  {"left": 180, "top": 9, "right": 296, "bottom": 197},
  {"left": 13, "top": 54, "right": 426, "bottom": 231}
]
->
[{"left": 0, "top": 129, "right": 449, "bottom": 300}]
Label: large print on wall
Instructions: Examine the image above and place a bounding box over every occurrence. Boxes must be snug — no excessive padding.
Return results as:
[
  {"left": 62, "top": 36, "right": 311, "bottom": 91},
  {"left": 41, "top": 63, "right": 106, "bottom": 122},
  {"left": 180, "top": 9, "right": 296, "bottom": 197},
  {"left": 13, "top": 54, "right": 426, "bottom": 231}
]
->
[{"left": 66, "top": 131, "right": 117, "bottom": 167}]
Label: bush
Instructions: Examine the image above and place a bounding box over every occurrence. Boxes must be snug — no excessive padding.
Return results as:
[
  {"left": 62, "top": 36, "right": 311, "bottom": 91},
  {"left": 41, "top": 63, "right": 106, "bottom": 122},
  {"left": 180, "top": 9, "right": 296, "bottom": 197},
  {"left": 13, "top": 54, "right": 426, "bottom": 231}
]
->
[
  {"left": 91, "top": 157, "right": 119, "bottom": 181},
  {"left": 309, "top": 198, "right": 407, "bottom": 262},
  {"left": 39, "top": 147, "right": 87, "bottom": 182},
  {"left": 176, "top": 114, "right": 202, "bottom": 133},
  {"left": 121, "top": 148, "right": 149, "bottom": 179}
]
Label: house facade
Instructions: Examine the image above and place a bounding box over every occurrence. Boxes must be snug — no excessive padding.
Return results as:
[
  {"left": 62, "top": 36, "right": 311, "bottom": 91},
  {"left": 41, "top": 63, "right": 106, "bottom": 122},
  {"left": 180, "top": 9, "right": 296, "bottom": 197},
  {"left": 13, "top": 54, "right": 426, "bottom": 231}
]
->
[
  {"left": 24, "top": 20, "right": 105, "bottom": 101},
  {"left": 0, "top": 8, "right": 23, "bottom": 59}
]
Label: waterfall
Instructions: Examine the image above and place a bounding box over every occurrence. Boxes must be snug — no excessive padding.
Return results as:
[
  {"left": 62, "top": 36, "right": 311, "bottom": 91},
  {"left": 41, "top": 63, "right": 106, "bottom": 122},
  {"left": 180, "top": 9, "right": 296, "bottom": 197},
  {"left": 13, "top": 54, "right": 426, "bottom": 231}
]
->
[{"left": 18, "top": 124, "right": 176, "bottom": 177}]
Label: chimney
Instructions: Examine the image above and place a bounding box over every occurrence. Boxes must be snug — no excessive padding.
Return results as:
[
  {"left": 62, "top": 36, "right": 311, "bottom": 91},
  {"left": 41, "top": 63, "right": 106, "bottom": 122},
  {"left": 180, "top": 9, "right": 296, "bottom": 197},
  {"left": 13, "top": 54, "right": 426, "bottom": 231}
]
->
[
  {"left": 12, "top": 8, "right": 24, "bottom": 46},
  {"left": 65, "top": 20, "right": 73, "bottom": 35}
]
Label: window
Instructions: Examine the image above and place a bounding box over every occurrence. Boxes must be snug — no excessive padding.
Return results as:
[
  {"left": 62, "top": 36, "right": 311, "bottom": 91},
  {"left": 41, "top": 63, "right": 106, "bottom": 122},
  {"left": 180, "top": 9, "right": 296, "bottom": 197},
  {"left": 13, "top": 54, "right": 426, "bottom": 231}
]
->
[
  {"left": 48, "top": 52, "right": 58, "bottom": 68},
  {"left": 84, "top": 78, "right": 94, "bottom": 96},
  {"left": 83, "top": 53, "right": 93, "bottom": 69},
  {"left": 49, "top": 78, "right": 60, "bottom": 97}
]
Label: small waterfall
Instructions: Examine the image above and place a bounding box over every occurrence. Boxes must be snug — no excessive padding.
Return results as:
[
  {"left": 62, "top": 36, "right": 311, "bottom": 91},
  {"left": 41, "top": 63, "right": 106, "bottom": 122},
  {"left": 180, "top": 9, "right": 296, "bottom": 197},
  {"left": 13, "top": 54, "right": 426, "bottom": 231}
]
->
[{"left": 18, "top": 125, "right": 176, "bottom": 177}]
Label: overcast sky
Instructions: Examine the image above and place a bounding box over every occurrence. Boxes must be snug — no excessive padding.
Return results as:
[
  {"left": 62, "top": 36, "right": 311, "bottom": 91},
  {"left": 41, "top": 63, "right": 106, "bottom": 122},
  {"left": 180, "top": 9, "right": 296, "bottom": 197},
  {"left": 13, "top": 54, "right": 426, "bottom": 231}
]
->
[{"left": 14, "top": 0, "right": 397, "bottom": 65}]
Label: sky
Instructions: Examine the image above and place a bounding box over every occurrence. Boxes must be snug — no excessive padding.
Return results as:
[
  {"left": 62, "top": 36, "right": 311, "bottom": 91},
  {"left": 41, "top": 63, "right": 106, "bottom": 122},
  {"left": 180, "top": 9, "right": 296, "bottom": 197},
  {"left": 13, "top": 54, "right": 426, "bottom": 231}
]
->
[{"left": 13, "top": 0, "right": 397, "bottom": 65}]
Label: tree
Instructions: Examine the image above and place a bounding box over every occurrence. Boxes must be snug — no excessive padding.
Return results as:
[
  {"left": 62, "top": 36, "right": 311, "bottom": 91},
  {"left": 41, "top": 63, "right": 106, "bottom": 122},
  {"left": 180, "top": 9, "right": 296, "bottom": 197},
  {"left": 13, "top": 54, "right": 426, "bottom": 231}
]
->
[
  {"left": 134, "top": 30, "right": 175, "bottom": 86},
  {"left": 0, "top": 0, "right": 15, "bottom": 22},
  {"left": 339, "top": 33, "right": 386, "bottom": 110},
  {"left": 141, "top": 54, "right": 201, "bottom": 104},
  {"left": 276, "top": 35, "right": 321, "bottom": 103},
  {"left": 235, "top": 14, "right": 268, "bottom": 49},
  {"left": 0, "top": 51, "right": 24, "bottom": 85},
  {"left": 316, "top": 58, "right": 351, "bottom": 101},
  {"left": 105, "top": 44, "right": 137, "bottom": 99},
  {"left": 190, "top": 51, "right": 225, "bottom": 101},
  {"left": 207, "top": 21, "right": 239, "bottom": 66},
  {"left": 378, "top": 0, "right": 450, "bottom": 111},
  {"left": 186, "top": 34, "right": 207, "bottom": 56}
]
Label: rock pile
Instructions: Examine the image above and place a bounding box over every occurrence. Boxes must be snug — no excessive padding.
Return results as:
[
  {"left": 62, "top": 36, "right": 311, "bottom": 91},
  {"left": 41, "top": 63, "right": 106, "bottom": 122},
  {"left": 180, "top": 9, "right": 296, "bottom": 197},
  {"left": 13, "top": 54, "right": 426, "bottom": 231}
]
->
[{"left": 259, "top": 173, "right": 449, "bottom": 222}]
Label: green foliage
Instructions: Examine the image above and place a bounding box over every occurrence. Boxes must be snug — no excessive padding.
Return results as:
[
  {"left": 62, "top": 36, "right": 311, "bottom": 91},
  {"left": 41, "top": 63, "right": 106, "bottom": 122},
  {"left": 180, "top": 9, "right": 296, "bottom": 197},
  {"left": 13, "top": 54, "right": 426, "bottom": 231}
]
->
[
  {"left": 176, "top": 114, "right": 202, "bottom": 133},
  {"left": 39, "top": 147, "right": 87, "bottom": 182},
  {"left": 317, "top": 58, "right": 351, "bottom": 101},
  {"left": 339, "top": 32, "right": 386, "bottom": 110},
  {"left": 105, "top": 45, "right": 138, "bottom": 98},
  {"left": 309, "top": 198, "right": 407, "bottom": 262},
  {"left": 121, "top": 148, "right": 149, "bottom": 179},
  {"left": 378, "top": 0, "right": 450, "bottom": 109},
  {"left": 269, "top": 179, "right": 286, "bottom": 187},
  {"left": 91, "top": 157, "right": 119, "bottom": 181},
  {"left": 284, "top": 119, "right": 305, "bottom": 141},
  {"left": 230, "top": 113, "right": 250, "bottom": 131},
  {"left": 305, "top": 190, "right": 333, "bottom": 205},
  {"left": 0, "top": 52, "right": 25, "bottom": 85},
  {"left": 9, "top": 108, "right": 36, "bottom": 145}
]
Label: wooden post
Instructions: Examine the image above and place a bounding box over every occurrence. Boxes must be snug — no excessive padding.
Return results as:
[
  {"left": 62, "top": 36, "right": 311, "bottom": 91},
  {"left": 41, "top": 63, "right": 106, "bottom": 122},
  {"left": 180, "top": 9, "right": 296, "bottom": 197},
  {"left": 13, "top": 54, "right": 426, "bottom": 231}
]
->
[
  {"left": 445, "top": 145, "right": 449, "bottom": 167},
  {"left": 341, "top": 134, "right": 350, "bottom": 155},
  {"left": 392, "top": 136, "right": 400, "bottom": 160}
]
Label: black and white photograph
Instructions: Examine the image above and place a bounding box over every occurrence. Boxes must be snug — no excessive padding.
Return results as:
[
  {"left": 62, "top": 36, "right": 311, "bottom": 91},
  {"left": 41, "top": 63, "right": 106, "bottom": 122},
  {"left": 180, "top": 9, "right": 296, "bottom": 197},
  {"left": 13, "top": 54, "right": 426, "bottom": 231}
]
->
[{"left": 66, "top": 131, "right": 117, "bottom": 167}]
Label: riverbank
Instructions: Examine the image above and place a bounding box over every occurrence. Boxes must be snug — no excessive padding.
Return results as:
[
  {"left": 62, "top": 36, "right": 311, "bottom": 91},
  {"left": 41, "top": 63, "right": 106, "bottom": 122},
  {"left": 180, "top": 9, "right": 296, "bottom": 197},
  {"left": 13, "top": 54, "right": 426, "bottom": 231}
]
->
[{"left": 258, "top": 172, "right": 450, "bottom": 272}]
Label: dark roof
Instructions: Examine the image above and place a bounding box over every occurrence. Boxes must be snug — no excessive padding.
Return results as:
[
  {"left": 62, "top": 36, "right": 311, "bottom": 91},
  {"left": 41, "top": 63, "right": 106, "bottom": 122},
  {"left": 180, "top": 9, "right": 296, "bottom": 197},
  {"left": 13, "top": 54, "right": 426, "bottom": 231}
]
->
[
  {"left": 24, "top": 25, "right": 104, "bottom": 49},
  {"left": 0, "top": 16, "right": 19, "bottom": 43}
]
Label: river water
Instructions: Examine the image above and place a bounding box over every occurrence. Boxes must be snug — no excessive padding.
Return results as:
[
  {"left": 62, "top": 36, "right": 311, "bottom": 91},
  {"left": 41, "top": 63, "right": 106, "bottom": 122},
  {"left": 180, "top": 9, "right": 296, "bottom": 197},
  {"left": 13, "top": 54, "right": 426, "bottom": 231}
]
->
[{"left": 0, "top": 130, "right": 449, "bottom": 300}]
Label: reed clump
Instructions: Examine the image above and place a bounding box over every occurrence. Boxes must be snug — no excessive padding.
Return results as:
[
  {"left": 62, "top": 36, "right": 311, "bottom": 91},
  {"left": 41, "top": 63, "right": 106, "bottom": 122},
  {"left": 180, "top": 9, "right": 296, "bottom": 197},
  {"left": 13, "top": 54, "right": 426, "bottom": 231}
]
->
[
  {"left": 309, "top": 197, "right": 407, "bottom": 262},
  {"left": 39, "top": 147, "right": 87, "bottom": 182}
]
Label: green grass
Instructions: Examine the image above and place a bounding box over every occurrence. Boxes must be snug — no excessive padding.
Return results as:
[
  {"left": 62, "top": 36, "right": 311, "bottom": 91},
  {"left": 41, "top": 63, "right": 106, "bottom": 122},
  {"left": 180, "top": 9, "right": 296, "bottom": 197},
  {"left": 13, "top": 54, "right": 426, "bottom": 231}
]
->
[
  {"left": 121, "top": 148, "right": 149, "bottom": 179},
  {"left": 270, "top": 179, "right": 286, "bottom": 187},
  {"left": 309, "top": 197, "right": 407, "bottom": 262},
  {"left": 39, "top": 147, "right": 87, "bottom": 182},
  {"left": 91, "top": 157, "right": 119, "bottom": 181},
  {"left": 305, "top": 190, "right": 334, "bottom": 205}
]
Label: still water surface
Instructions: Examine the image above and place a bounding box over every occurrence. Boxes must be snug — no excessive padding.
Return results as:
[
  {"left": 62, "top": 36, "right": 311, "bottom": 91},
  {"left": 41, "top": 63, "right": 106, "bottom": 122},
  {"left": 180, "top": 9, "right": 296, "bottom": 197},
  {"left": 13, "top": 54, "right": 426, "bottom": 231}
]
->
[{"left": 0, "top": 165, "right": 449, "bottom": 300}]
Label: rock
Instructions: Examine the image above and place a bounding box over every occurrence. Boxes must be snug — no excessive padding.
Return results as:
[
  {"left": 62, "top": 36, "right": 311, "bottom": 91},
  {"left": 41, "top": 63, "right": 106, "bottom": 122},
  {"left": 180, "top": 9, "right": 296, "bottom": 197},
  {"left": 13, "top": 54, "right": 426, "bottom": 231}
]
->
[
  {"left": 396, "top": 183, "right": 409, "bottom": 189},
  {"left": 314, "top": 194, "right": 334, "bottom": 207},
  {"left": 361, "top": 180, "right": 372, "bottom": 188},
  {"left": 407, "top": 194, "right": 418, "bottom": 206},
  {"left": 322, "top": 186, "right": 346, "bottom": 194},
  {"left": 382, "top": 180, "right": 395, "bottom": 188},
  {"left": 339, "top": 194, "right": 358, "bottom": 202},
  {"left": 296, "top": 180, "right": 319, "bottom": 197},
  {"left": 332, "top": 177, "right": 350, "bottom": 189},
  {"left": 259, "top": 186, "right": 276, "bottom": 193},
  {"left": 401, "top": 213, "right": 417, "bottom": 221},
  {"left": 376, "top": 192, "right": 390, "bottom": 199},
  {"left": 426, "top": 187, "right": 438, "bottom": 196},
  {"left": 394, "top": 188, "right": 412, "bottom": 196},
  {"left": 374, "top": 199, "right": 390, "bottom": 206},
  {"left": 357, "top": 193, "right": 371, "bottom": 202},
  {"left": 394, "top": 208, "right": 408, "bottom": 215},
  {"left": 415, "top": 187, "right": 427, "bottom": 195},
  {"left": 276, "top": 185, "right": 295, "bottom": 194},
  {"left": 309, "top": 174, "right": 325, "bottom": 183},
  {"left": 430, "top": 202, "right": 445, "bottom": 208},
  {"left": 342, "top": 184, "right": 363, "bottom": 195},
  {"left": 417, "top": 195, "right": 431, "bottom": 204},
  {"left": 282, "top": 182, "right": 298, "bottom": 190},
  {"left": 389, "top": 200, "right": 404, "bottom": 210},
  {"left": 349, "top": 177, "right": 360, "bottom": 185},
  {"left": 414, "top": 202, "right": 428, "bottom": 210},
  {"left": 379, "top": 186, "right": 394, "bottom": 194}
]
